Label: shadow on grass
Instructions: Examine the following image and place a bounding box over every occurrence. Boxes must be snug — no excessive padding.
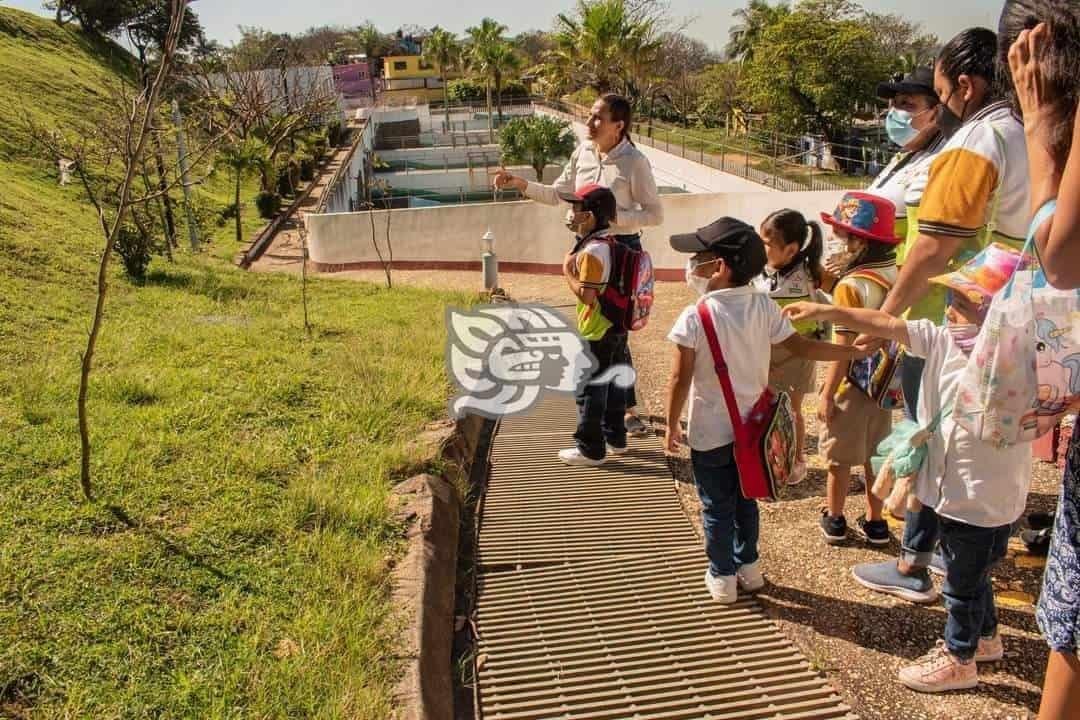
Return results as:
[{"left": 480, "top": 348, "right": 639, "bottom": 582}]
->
[{"left": 106, "top": 504, "right": 251, "bottom": 592}]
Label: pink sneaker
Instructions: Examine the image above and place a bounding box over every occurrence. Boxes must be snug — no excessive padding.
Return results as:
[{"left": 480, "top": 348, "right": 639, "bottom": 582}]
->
[
  {"left": 787, "top": 461, "right": 807, "bottom": 486},
  {"left": 898, "top": 642, "right": 978, "bottom": 693},
  {"left": 975, "top": 633, "right": 1004, "bottom": 663}
]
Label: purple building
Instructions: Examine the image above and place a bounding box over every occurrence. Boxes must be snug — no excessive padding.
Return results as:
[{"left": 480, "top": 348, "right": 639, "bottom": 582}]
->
[{"left": 333, "top": 58, "right": 380, "bottom": 110}]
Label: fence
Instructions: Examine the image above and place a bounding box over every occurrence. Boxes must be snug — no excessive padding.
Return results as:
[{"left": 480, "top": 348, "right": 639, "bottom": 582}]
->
[
  {"left": 370, "top": 185, "right": 523, "bottom": 208},
  {"left": 537, "top": 98, "right": 879, "bottom": 192}
]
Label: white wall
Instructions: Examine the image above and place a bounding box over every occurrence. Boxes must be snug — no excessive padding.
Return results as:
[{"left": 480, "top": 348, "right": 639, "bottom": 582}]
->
[{"left": 308, "top": 190, "right": 844, "bottom": 272}]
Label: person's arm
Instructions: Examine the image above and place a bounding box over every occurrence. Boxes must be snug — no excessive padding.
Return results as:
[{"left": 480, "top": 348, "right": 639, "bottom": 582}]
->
[
  {"left": 664, "top": 344, "right": 694, "bottom": 454},
  {"left": 493, "top": 147, "right": 577, "bottom": 207},
  {"left": 779, "top": 333, "right": 867, "bottom": 362},
  {"left": 878, "top": 231, "right": 963, "bottom": 317},
  {"left": 784, "top": 302, "right": 912, "bottom": 346},
  {"left": 817, "top": 331, "right": 853, "bottom": 424},
  {"left": 613, "top": 154, "right": 664, "bottom": 232},
  {"left": 1010, "top": 25, "right": 1080, "bottom": 290},
  {"left": 561, "top": 251, "right": 598, "bottom": 305}
]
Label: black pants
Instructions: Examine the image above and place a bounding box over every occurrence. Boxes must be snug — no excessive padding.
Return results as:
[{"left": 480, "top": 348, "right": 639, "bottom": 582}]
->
[
  {"left": 615, "top": 233, "right": 640, "bottom": 409},
  {"left": 575, "top": 331, "right": 629, "bottom": 459}
]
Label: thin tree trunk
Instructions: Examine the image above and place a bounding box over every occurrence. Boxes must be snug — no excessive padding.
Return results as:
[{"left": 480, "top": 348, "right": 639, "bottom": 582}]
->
[
  {"left": 234, "top": 167, "right": 243, "bottom": 244},
  {"left": 151, "top": 132, "right": 177, "bottom": 248},
  {"left": 486, "top": 80, "right": 493, "bottom": 144},
  {"left": 442, "top": 72, "right": 451, "bottom": 133},
  {"left": 496, "top": 72, "right": 504, "bottom": 126},
  {"left": 78, "top": 0, "right": 187, "bottom": 501}
]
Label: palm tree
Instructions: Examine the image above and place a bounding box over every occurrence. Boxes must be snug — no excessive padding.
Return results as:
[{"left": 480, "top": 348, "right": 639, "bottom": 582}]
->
[
  {"left": 488, "top": 43, "right": 523, "bottom": 127},
  {"left": 218, "top": 136, "right": 269, "bottom": 245},
  {"left": 465, "top": 18, "right": 508, "bottom": 143},
  {"left": 724, "top": 0, "right": 790, "bottom": 64},
  {"left": 550, "top": 0, "right": 657, "bottom": 96},
  {"left": 423, "top": 27, "right": 460, "bottom": 131}
]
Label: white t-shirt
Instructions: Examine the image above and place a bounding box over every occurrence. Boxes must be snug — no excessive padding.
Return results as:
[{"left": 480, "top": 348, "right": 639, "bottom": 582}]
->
[
  {"left": 668, "top": 287, "right": 796, "bottom": 451},
  {"left": 906, "top": 319, "right": 1032, "bottom": 528}
]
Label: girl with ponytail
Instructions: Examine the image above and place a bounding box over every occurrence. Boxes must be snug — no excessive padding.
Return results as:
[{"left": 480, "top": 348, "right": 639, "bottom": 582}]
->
[{"left": 753, "top": 209, "right": 827, "bottom": 486}]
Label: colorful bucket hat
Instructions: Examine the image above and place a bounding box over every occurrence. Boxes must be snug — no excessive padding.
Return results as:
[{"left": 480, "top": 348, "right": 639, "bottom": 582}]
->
[
  {"left": 929, "top": 242, "right": 1024, "bottom": 303},
  {"left": 820, "top": 192, "right": 901, "bottom": 245}
]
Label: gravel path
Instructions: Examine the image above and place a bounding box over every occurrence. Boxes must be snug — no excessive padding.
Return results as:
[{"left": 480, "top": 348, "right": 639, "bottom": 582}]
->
[{"left": 294, "top": 267, "right": 1062, "bottom": 719}]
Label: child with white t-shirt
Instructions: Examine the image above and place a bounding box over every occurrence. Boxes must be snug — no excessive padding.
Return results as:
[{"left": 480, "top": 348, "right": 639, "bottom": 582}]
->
[
  {"left": 784, "top": 242, "right": 1032, "bottom": 693},
  {"left": 664, "top": 217, "right": 865, "bottom": 604}
]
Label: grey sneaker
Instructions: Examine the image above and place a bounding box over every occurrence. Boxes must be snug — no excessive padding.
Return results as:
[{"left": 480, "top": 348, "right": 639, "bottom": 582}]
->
[
  {"left": 852, "top": 560, "right": 939, "bottom": 603},
  {"left": 625, "top": 414, "right": 649, "bottom": 437}
]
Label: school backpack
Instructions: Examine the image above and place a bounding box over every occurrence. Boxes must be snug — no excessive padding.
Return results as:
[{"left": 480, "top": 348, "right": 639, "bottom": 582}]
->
[
  {"left": 598, "top": 238, "right": 654, "bottom": 332},
  {"left": 696, "top": 301, "right": 795, "bottom": 500}
]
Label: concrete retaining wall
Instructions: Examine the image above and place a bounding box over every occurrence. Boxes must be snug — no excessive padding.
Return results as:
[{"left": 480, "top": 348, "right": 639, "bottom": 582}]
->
[{"left": 307, "top": 190, "right": 844, "bottom": 277}]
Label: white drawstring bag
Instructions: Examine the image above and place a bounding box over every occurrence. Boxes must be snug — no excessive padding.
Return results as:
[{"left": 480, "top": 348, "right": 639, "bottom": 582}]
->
[{"left": 955, "top": 200, "right": 1080, "bottom": 447}]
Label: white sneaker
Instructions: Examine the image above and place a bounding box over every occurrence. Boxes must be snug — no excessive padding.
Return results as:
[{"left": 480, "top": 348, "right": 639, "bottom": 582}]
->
[
  {"left": 606, "top": 443, "right": 629, "bottom": 456},
  {"left": 704, "top": 570, "right": 738, "bottom": 604},
  {"left": 737, "top": 561, "right": 765, "bottom": 591},
  {"left": 558, "top": 448, "right": 606, "bottom": 466}
]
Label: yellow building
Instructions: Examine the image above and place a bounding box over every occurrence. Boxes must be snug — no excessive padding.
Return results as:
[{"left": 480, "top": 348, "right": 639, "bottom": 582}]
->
[{"left": 380, "top": 55, "right": 458, "bottom": 103}]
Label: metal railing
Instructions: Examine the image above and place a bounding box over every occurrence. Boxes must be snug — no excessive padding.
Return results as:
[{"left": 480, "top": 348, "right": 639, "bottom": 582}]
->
[
  {"left": 375, "top": 150, "right": 504, "bottom": 173},
  {"left": 370, "top": 184, "right": 523, "bottom": 207}
]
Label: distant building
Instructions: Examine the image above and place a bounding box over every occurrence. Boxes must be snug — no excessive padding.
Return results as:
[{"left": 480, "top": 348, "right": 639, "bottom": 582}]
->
[
  {"left": 381, "top": 55, "right": 458, "bottom": 104},
  {"left": 333, "top": 58, "right": 380, "bottom": 111}
]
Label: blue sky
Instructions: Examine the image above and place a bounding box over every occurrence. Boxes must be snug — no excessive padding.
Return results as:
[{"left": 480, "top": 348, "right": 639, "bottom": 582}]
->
[{"left": 2, "top": 0, "right": 1001, "bottom": 52}]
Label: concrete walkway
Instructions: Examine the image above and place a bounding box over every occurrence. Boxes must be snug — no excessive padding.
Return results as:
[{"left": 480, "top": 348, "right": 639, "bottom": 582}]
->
[{"left": 474, "top": 396, "right": 858, "bottom": 720}]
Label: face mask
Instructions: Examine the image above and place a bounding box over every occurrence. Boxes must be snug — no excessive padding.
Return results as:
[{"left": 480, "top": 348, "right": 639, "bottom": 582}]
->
[
  {"left": 885, "top": 108, "right": 919, "bottom": 147},
  {"left": 824, "top": 236, "right": 856, "bottom": 275},
  {"left": 685, "top": 258, "right": 713, "bottom": 296},
  {"left": 946, "top": 323, "right": 980, "bottom": 355},
  {"left": 938, "top": 90, "right": 967, "bottom": 138}
]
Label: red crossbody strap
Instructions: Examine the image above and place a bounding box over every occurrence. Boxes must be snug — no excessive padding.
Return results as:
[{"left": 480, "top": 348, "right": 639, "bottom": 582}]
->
[{"left": 695, "top": 301, "right": 746, "bottom": 442}]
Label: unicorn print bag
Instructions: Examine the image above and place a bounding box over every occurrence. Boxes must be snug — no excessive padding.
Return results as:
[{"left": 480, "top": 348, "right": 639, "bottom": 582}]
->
[{"left": 955, "top": 201, "right": 1080, "bottom": 446}]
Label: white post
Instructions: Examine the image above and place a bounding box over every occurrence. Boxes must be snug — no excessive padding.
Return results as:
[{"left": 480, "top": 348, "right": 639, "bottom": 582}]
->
[{"left": 481, "top": 229, "right": 498, "bottom": 291}]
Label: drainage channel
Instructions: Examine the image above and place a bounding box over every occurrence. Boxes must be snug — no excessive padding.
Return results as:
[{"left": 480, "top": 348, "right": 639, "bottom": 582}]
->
[{"left": 475, "top": 397, "right": 857, "bottom": 720}]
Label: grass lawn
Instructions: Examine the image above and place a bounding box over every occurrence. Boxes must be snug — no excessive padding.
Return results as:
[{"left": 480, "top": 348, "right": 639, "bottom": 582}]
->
[{"left": 1, "top": 9, "right": 470, "bottom": 717}]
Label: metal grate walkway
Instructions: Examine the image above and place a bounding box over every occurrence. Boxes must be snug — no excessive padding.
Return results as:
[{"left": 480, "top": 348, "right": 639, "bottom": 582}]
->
[{"left": 475, "top": 397, "right": 857, "bottom": 719}]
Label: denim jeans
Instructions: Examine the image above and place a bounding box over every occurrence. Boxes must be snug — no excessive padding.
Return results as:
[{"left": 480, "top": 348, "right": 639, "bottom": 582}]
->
[
  {"left": 691, "top": 444, "right": 760, "bottom": 577},
  {"left": 901, "top": 503, "right": 941, "bottom": 567},
  {"left": 574, "top": 330, "right": 628, "bottom": 459},
  {"left": 615, "top": 233, "right": 641, "bottom": 410},
  {"left": 939, "top": 516, "right": 1010, "bottom": 660}
]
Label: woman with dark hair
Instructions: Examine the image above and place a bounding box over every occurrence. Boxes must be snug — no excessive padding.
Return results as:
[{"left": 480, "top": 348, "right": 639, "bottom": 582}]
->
[
  {"left": 851, "top": 27, "right": 1035, "bottom": 691},
  {"left": 1003, "top": 2, "right": 1080, "bottom": 716},
  {"left": 868, "top": 66, "right": 947, "bottom": 268},
  {"left": 494, "top": 93, "right": 664, "bottom": 436}
]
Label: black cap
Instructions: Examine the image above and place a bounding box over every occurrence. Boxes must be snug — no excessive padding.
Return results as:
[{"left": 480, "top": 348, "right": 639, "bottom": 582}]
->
[
  {"left": 877, "top": 66, "right": 936, "bottom": 100},
  {"left": 558, "top": 183, "right": 617, "bottom": 225},
  {"left": 669, "top": 217, "right": 767, "bottom": 278}
]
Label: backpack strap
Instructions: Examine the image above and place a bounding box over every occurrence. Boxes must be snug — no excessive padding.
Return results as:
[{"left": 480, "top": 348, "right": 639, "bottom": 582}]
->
[
  {"left": 845, "top": 269, "right": 893, "bottom": 291},
  {"left": 696, "top": 301, "right": 747, "bottom": 445}
]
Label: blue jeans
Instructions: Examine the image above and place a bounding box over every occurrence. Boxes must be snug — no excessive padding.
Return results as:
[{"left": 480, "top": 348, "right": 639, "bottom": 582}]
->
[
  {"left": 691, "top": 444, "right": 760, "bottom": 577},
  {"left": 574, "top": 331, "right": 628, "bottom": 459},
  {"left": 939, "top": 516, "right": 1010, "bottom": 660}
]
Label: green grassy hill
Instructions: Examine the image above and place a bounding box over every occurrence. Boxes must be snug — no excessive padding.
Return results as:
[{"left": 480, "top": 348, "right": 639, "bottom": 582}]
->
[{"left": 0, "top": 9, "right": 468, "bottom": 717}]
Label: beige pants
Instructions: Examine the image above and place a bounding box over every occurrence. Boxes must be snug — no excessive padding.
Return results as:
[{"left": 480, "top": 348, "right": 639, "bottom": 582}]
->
[{"left": 819, "top": 382, "right": 892, "bottom": 467}]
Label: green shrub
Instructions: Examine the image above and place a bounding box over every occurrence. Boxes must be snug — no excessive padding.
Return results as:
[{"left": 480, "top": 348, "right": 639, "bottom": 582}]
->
[
  {"left": 112, "top": 222, "right": 153, "bottom": 282},
  {"left": 327, "top": 120, "right": 344, "bottom": 147},
  {"left": 255, "top": 191, "right": 282, "bottom": 219},
  {"left": 297, "top": 154, "right": 315, "bottom": 182}
]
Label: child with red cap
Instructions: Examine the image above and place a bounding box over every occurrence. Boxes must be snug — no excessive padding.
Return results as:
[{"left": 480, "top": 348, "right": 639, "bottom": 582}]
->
[{"left": 817, "top": 192, "right": 903, "bottom": 547}]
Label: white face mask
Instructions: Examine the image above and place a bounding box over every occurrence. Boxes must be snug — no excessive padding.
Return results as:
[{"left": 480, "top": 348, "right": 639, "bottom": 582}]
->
[
  {"left": 824, "top": 236, "right": 857, "bottom": 275},
  {"left": 685, "top": 258, "right": 713, "bottom": 296}
]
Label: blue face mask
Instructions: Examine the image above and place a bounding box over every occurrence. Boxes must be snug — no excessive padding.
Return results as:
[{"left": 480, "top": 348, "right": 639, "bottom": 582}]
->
[{"left": 885, "top": 108, "right": 919, "bottom": 147}]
